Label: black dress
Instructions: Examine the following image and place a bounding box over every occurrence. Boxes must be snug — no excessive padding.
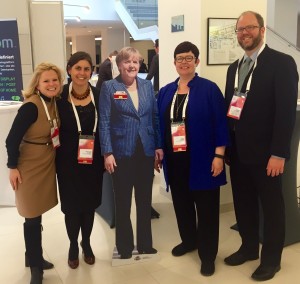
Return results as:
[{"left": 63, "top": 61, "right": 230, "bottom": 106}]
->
[{"left": 56, "top": 84, "right": 104, "bottom": 214}]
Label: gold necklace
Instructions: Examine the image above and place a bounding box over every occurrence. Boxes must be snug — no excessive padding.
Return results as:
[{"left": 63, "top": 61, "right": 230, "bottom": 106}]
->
[
  {"left": 175, "top": 93, "right": 187, "bottom": 119},
  {"left": 71, "top": 87, "right": 90, "bottom": 100}
]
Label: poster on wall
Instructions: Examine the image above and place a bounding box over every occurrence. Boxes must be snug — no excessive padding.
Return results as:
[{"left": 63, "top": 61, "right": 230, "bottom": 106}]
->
[
  {"left": 207, "top": 18, "right": 244, "bottom": 65},
  {"left": 0, "top": 19, "right": 23, "bottom": 101}
]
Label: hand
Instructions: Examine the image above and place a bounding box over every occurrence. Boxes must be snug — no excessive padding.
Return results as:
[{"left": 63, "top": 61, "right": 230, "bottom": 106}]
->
[
  {"left": 266, "top": 156, "right": 285, "bottom": 177},
  {"left": 104, "top": 154, "right": 117, "bottom": 174},
  {"left": 211, "top": 157, "right": 224, "bottom": 177},
  {"left": 154, "top": 149, "right": 163, "bottom": 173},
  {"left": 9, "top": 168, "right": 22, "bottom": 191}
]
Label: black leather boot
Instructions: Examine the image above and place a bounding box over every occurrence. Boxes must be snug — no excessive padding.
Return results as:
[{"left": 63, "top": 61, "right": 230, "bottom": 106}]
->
[
  {"left": 24, "top": 219, "right": 44, "bottom": 284},
  {"left": 30, "top": 267, "right": 43, "bottom": 284},
  {"left": 25, "top": 253, "right": 54, "bottom": 270},
  {"left": 25, "top": 223, "right": 54, "bottom": 269}
]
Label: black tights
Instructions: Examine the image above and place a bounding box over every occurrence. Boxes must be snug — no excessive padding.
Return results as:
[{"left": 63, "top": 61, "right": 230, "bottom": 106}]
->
[{"left": 64, "top": 211, "right": 95, "bottom": 259}]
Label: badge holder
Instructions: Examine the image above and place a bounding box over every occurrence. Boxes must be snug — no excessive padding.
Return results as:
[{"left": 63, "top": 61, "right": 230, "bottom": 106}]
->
[
  {"left": 227, "top": 90, "right": 248, "bottom": 120},
  {"left": 171, "top": 122, "right": 187, "bottom": 152},
  {"left": 78, "top": 135, "right": 95, "bottom": 164},
  {"left": 51, "top": 118, "right": 60, "bottom": 148}
]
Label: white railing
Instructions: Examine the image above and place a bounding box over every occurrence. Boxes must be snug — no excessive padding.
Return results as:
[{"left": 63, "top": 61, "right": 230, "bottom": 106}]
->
[{"left": 114, "top": 0, "right": 158, "bottom": 41}]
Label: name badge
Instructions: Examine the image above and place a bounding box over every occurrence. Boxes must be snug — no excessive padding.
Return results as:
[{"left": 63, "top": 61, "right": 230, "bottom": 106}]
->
[
  {"left": 51, "top": 119, "right": 60, "bottom": 148},
  {"left": 78, "top": 135, "right": 95, "bottom": 164},
  {"left": 227, "top": 90, "right": 248, "bottom": 120},
  {"left": 113, "top": 91, "right": 127, "bottom": 99},
  {"left": 171, "top": 122, "right": 187, "bottom": 152}
]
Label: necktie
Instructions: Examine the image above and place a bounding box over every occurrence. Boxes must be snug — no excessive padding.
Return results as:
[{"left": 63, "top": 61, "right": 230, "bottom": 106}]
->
[{"left": 238, "top": 57, "right": 252, "bottom": 91}]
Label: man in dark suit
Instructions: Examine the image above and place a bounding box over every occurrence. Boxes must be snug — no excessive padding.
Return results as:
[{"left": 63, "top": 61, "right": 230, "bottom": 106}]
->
[
  {"left": 224, "top": 11, "right": 298, "bottom": 281},
  {"left": 146, "top": 39, "right": 159, "bottom": 96},
  {"left": 96, "top": 50, "right": 118, "bottom": 89}
]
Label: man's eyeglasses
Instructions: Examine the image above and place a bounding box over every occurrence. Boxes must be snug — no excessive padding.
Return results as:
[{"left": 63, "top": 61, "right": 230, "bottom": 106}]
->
[
  {"left": 175, "top": 56, "right": 196, "bottom": 63},
  {"left": 235, "top": 25, "right": 260, "bottom": 34}
]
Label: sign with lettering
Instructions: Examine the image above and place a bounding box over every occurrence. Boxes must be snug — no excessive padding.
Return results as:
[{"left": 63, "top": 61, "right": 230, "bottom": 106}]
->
[{"left": 0, "top": 19, "right": 23, "bottom": 101}]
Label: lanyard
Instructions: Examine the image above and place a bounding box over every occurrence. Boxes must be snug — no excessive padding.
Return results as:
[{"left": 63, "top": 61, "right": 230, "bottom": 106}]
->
[
  {"left": 38, "top": 94, "right": 58, "bottom": 127},
  {"left": 234, "top": 43, "right": 266, "bottom": 92},
  {"left": 170, "top": 82, "right": 189, "bottom": 121},
  {"left": 68, "top": 82, "right": 98, "bottom": 135}
]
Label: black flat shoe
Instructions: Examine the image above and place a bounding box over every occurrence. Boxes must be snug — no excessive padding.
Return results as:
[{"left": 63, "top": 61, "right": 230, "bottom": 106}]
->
[
  {"left": 200, "top": 262, "right": 215, "bottom": 277},
  {"left": 224, "top": 251, "right": 258, "bottom": 266},
  {"left": 138, "top": 248, "right": 157, "bottom": 254},
  {"left": 151, "top": 207, "right": 160, "bottom": 219},
  {"left": 25, "top": 254, "right": 54, "bottom": 270},
  {"left": 171, "top": 243, "right": 196, "bottom": 257},
  {"left": 251, "top": 264, "right": 281, "bottom": 281},
  {"left": 120, "top": 253, "right": 132, "bottom": 259}
]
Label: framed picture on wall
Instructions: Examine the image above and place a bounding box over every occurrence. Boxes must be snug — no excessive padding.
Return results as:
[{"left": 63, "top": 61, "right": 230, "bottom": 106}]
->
[
  {"left": 171, "top": 15, "right": 184, "bottom": 32},
  {"left": 207, "top": 18, "right": 244, "bottom": 65}
]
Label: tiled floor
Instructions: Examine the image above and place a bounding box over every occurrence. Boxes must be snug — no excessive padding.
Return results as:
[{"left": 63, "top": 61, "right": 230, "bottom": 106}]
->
[{"left": 1, "top": 174, "right": 300, "bottom": 284}]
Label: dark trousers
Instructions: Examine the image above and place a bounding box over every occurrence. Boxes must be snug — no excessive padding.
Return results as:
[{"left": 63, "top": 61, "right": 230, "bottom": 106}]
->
[
  {"left": 230, "top": 150, "right": 285, "bottom": 266},
  {"left": 168, "top": 157, "right": 220, "bottom": 262},
  {"left": 24, "top": 216, "right": 43, "bottom": 268},
  {"left": 112, "top": 142, "right": 154, "bottom": 255}
]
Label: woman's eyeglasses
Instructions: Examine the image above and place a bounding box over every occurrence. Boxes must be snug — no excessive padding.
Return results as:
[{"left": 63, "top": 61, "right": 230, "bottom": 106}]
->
[{"left": 175, "top": 56, "right": 196, "bottom": 63}]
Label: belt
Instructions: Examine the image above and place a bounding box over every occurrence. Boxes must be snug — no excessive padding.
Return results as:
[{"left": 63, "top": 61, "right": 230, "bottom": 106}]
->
[{"left": 23, "top": 139, "right": 52, "bottom": 146}]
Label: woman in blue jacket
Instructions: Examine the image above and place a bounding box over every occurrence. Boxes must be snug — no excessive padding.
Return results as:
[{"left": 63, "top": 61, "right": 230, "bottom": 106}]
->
[{"left": 157, "top": 41, "right": 229, "bottom": 276}]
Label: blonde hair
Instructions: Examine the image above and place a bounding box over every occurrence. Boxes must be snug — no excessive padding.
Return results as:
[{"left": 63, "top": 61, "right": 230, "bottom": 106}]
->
[
  {"left": 116, "top": 47, "right": 142, "bottom": 67},
  {"left": 22, "top": 62, "right": 64, "bottom": 99}
]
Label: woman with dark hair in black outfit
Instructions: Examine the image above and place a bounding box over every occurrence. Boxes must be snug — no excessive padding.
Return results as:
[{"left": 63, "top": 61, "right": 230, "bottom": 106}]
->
[
  {"left": 157, "top": 41, "right": 229, "bottom": 276},
  {"left": 56, "top": 51, "right": 104, "bottom": 269}
]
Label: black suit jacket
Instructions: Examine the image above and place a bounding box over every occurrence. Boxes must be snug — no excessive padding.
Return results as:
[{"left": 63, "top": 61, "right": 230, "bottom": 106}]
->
[
  {"left": 96, "top": 58, "right": 112, "bottom": 89},
  {"left": 146, "top": 54, "right": 159, "bottom": 92},
  {"left": 225, "top": 45, "right": 298, "bottom": 164}
]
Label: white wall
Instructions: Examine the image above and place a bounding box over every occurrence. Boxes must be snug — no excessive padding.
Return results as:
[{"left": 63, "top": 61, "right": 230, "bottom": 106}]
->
[
  {"left": 158, "top": 1, "right": 201, "bottom": 88},
  {"left": 274, "top": 0, "right": 299, "bottom": 45},
  {"left": 158, "top": 0, "right": 267, "bottom": 208},
  {"left": 72, "top": 35, "right": 96, "bottom": 65},
  {"left": 29, "top": 1, "right": 66, "bottom": 72},
  {"left": 101, "top": 28, "right": 130, "bottom": 61}
]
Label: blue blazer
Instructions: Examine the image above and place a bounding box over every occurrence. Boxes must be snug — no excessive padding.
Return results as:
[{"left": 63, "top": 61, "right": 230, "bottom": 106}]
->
[
  {"left": 99, "top": 75, "right": 162, "bottom": 159},
  {"left": 157, "top": 74, "right": 230, "bottom": 190}
]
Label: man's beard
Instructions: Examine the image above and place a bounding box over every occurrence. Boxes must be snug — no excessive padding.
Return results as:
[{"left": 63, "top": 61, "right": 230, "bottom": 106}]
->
[{"left": 239, "top": 33, "right": 262, "bottom": 51}]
